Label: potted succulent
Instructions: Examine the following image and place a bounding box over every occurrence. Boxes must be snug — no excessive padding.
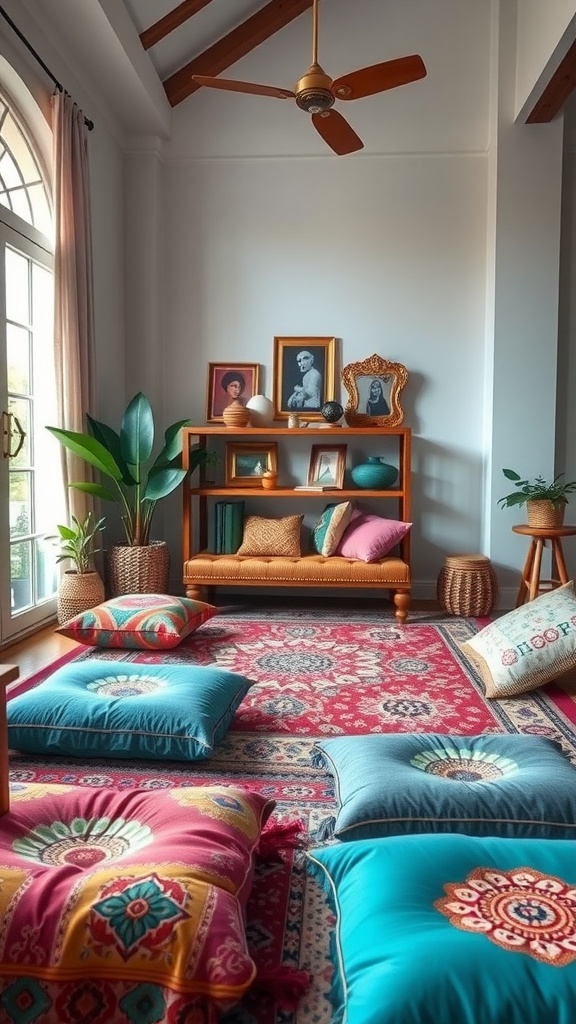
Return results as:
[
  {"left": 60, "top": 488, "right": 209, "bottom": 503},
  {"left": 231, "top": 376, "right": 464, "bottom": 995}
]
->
[
  {"left": 497, "top": 468, "right": 576, "bottom": 528},
  {"left": 46, "top": 392, "right": 211, "bottom": 595},
  {"left": 46, "top": 512, "right": 106, "bottom": 624}
]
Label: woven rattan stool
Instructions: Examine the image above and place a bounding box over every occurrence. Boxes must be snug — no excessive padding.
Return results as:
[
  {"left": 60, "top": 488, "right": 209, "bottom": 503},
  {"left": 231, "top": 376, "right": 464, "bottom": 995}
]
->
[
  {"left": 512, "top": 524, "right": 576, "bottom": 606},
  {"left": 437, "top": 554, "right": 498, "bottom": 617}
]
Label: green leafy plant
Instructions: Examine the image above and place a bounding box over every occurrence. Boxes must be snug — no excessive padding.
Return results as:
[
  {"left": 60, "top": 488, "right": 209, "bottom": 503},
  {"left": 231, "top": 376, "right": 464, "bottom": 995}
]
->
[
  {"left": 497, "top": 468, "right": 576, "bottom": 509},
  {"left": 46, "top": 392, "right": 201, "bottom": 546},
  {"left": 46, "top": 512, "right": 106, "bottom": 573}
]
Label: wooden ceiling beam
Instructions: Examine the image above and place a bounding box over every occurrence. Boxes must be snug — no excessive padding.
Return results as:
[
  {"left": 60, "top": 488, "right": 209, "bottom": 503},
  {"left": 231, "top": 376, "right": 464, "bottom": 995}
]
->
[
  {"left": 525, "top": 38, "right": 576, "bottom": 122},
  {"left": 140, "top": 0, "right": 216, "bottom": 51},
  {"left": 164, "top": 0, "right": 315, "bottom": 107}
]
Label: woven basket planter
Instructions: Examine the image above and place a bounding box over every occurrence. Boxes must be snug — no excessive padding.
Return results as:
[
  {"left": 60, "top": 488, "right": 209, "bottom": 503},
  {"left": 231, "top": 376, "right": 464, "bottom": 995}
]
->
[
  {"left": 107, "top": 541, "right": 170, "bottom": 597},
  {"left": 437, "top": 554, "right": 498, "bottom": 617},
  {"left": 57, "top": 570, "right": 105, "bottom": 625},
  {"left": 526, "top": 500, "right": 566, "bottom": 530}
]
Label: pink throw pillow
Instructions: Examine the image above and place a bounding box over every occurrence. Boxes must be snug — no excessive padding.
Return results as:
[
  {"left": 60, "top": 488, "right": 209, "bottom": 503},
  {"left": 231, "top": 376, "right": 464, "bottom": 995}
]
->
[{"left": 337, "top": 511, "right": 412, "bottom": 562}]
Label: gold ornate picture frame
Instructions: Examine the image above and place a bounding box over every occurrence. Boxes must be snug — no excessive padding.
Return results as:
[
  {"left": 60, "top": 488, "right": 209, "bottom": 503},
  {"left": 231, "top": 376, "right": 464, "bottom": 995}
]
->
[{"left": 341, "top": 354, "right": 408, "bottom": 427}]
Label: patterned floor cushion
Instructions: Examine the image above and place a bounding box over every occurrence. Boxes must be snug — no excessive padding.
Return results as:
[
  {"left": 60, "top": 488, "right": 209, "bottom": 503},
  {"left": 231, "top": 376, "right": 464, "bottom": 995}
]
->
[
  {"left": 308, "top": 831, "right": 576, "bottom": 1024},
  {"left": 7, "top": 659, "right": 251, "bottom": 760},
  {"left": 0, "top": 782, "right": 274, "bottom": 1024},
  {"left": 314, "top": 732, "right": 576, "bottom": 839}
]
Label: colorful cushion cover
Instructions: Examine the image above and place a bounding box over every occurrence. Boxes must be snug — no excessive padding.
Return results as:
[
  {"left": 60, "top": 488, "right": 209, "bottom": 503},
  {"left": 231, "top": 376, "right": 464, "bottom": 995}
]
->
[
  {"left": 56, "top": 593, "right": 217, "bottom": 649},
  {"left": 0, "top": 782, "right": 274, "bottom": 1023},
  {"left": 336, "top": 509, "right": 412, "bottom": 562},
  {"left": 237, "top": 514, "right": 303, "bottom": 557},
  {"left": 311, "top": 501, "right": 354, "bottom": 556},
  {"left": 7, "top": 659, "right": 251, "bottom": 760},
  {"left": 308, "top": 831, "right": 576, "bottom": 1024},
  {"left": 458, "top": 581, "right": 576, "bottom": 697},
  {"left": 315, "top": 733, "right": 576, "bottom": 839}
]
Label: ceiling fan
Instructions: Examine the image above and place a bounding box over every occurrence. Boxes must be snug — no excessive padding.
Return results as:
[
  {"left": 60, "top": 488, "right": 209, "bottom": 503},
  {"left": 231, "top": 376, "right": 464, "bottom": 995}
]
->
[{"left": 192, "top": 0, "right": 426, "bottom": 155}]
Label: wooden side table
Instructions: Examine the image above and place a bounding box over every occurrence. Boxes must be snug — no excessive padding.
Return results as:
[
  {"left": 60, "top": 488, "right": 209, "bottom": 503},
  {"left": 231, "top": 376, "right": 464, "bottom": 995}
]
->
[
  {"left": 0, "top": 664, "right": 19, "bottom": 816},
  {"left": 512, "top": 525, "right": 576, "bottom": 606}
]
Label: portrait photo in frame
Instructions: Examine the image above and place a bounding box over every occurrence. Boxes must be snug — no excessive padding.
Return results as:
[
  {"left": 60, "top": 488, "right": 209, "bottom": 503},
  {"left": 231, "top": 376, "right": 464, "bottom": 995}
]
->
[
  {"left": 225, "top": 442, "right": 278, "bottom": 487},
  {"left": 273, "top": 337, "right": 336, "bottom": 420},
  {"left": 206, "top": 363, "right": 260, "bottom": 422},
  {"left": 307, "top": 444, "right": 347, "bottom": 489},
  {"left": 341, "top": 354, "right": 408, "bottom": 427}
]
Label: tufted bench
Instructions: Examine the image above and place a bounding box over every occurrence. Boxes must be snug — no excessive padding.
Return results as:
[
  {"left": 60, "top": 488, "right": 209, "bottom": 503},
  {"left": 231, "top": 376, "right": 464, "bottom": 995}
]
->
[{"left": 183, "top": 553, "right": 411, "bottom": 622}]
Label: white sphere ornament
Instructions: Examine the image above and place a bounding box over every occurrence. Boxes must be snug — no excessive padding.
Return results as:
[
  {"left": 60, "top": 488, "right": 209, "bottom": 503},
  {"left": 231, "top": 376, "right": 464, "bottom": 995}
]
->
[{"left": 246, "top": 395, "right": 275, "bottom": 426}]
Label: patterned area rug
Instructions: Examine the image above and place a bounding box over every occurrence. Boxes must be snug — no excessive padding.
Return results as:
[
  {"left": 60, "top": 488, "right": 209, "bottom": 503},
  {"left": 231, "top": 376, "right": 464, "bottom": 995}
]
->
[{"left": 7, "top": 604, "right": 576, "bottom": 1024}]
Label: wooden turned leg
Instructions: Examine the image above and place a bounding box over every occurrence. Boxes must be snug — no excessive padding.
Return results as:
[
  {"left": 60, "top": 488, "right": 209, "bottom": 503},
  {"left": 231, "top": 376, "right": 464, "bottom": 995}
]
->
[
  {"left": 551, "top": 538, "right": 569, "bottom": 585},
  {"left": 393, "top": 590, "right": 410, "bottom": 624},
  {"left": 516, "top": 539, "right": 536, "bottom": 607},
  {"left": 186, "top": 584, "right": 207, "bottom": 601},
  {"left": 528, "top": 538, "right": 544, "bottom": 601},
  {"left": 0, "top": 665, "right": 19, "bottom": 817}
]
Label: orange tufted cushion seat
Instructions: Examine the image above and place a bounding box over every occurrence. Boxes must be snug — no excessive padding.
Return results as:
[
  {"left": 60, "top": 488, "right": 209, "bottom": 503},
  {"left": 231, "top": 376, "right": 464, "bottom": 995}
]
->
[{"left": 183, "top": 553, "right": 410, "bottom": 585}]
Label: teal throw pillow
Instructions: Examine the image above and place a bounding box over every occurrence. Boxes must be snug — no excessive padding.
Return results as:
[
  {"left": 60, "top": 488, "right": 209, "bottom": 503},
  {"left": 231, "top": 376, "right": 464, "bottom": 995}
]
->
[
  {"left": 312, "top": 501, "right": 353, "bottom": 556},
  {"left": 308, "top": 832, "right": 576, "bottom": 1024},
  {"left": 315, "top": 732, "right": 576, "bottom": 839},
  {"left": 7, "top": 659, "right": 251, "bottom": 760}
]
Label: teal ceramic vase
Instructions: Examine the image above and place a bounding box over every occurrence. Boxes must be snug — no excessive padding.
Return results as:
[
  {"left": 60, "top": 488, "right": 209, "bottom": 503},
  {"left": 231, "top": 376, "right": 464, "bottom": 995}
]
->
[{"left": 350, "top": 456, "right": 398, "bottom": 489}]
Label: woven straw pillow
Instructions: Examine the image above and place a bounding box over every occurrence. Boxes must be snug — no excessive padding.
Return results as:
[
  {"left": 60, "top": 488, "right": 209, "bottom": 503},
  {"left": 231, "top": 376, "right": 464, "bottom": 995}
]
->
[
  {"left": 237, "top": 514, "right": 303, "bottom": 557},
  {"left": 458, "top": 581, "right": 576, "bottom": 698}
]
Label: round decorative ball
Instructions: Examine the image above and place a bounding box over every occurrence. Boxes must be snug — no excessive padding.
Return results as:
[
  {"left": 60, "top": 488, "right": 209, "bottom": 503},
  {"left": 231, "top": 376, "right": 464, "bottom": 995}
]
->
[
  {"left": 246, "top": 394, "right": 275, "bottom": 426},
  {"left": 321, "top": 401, "right": 344, "bottom": 424}
]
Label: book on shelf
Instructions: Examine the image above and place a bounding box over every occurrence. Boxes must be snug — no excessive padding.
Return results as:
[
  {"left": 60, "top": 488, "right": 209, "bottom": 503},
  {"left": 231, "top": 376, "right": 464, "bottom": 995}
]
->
[
  {"left": 214, "top": 501, "right": 244, "bottom": 553},
  {"left": 293, "top": 484, "right": 340, "bottom": 491}
]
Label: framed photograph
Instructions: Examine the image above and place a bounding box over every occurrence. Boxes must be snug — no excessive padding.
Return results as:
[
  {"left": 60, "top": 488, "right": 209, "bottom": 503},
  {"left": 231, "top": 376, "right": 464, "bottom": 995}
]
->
[
  {"left": 307, "top": 444, "right": 347, "bottom": 489},
  {"left": 206, "top": 363, "right": 260, "bottom": 422},
  {"left": 273, "top": 336, "right": 336, "bottom": 420},
  {"left": 341, "top": 354, "right": 408, "bottom": 427},
  {"left": 226, "top": 442, "right": 278, "bottom": 487}
]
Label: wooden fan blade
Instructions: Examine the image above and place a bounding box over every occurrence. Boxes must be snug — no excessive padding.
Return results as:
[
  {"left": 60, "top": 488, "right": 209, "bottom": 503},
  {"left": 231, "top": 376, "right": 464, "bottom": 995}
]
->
[
  {"left": 192, "top": 75, "right": 294, "bottom": 99},
  {"left": 331, "top": 55, "right": 427, "bottom": 100},
  {"left": 312, "top": 110, "right": 363, "bottom": 155}
]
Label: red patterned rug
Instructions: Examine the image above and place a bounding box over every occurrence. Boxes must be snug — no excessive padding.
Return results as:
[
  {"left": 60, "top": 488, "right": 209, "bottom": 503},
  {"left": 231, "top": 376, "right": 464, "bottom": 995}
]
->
[{"left": 7, "top": 605, "right": 576, "bottom": 1024}]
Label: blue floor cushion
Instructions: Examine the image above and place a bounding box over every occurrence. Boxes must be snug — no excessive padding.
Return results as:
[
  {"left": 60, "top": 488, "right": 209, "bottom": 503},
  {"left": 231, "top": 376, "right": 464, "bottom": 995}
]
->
[
  {"left": 315, "top": 732, "right": 576, "bottom": 839},
  {"left": 7, "top": 659, "right": 252, "bottom": 760},
  {"left": 308, "top": 832, "right": 576, "bottom": 1024}
]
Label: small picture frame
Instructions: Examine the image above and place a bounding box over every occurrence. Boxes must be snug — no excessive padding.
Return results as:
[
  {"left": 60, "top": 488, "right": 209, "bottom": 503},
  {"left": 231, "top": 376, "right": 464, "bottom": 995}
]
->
[
  {"left": 226, "top": 442, "right": 278, "bottom": 487},
  {"left": 341, "top": 354, "right": 408, "bottom": 427},
  {"left": 307, "top": 444, "right": 347, "bottom": 489},
  {"left": 206, "top": 363, "right": 260, "bottom": 422},
  {"left": 273, "top": 336, "right": 336, "bottom": 420}
]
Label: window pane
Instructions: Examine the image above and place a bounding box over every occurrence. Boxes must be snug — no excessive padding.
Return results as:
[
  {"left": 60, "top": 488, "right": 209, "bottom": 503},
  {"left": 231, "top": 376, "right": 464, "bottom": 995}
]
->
[
  {"left": 10, "top": 187, "right": 32, "bottom": 223},
  {"left": 7, "top": 323, "right": 30, "bottom": 394},
  {"left": 5, "top": 247, "right": 29, "bottom": 324},
  {"left": 2, "top": 112, "right": 39, "bottom": 182},
  {"left": 11, "top": 541, "right": 32, "bottom": 611},
  {"left": 28, "top": 183, "right": 52, "bottom": 238},
  {"left": 0, "top": 148, "right": 22, "bottom": 190},
  {"left": 9, "top": 472, "right": 30, "bottom": 537},
  {"left": 36, "top": 537, "right": 57, "bottom": 602}
]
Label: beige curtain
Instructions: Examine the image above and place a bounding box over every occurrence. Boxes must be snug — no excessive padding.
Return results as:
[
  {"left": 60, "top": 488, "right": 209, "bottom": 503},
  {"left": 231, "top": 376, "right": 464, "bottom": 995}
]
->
[{"left": 51, "top": 90, "right": 96, "bottom": 523}]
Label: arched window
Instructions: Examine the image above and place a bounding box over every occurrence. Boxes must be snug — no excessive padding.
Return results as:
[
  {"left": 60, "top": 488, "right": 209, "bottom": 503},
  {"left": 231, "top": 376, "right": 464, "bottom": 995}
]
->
[{"left": 0, "top": 74, "right": 61, "bottom": 642}]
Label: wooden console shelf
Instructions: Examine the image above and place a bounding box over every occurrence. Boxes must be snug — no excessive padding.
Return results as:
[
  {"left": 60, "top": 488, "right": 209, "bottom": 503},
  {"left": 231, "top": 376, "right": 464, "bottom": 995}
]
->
[{"left": 181, "top": 426, "right": 412, "bottom": 621}]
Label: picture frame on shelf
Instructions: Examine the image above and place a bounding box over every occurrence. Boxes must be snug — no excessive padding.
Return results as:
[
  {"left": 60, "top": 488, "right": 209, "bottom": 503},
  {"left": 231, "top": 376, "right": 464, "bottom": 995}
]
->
[
  {"left": 341, "top": 354, "right": 408, "bottom": 427},
  {"left": 226, "top": 442, "right": 278, "bottom": 487},
  {"left": 307, "top": 444, "right": 347, "bottom": 489},
  {"left": 206, "top": 363, "right": 260, "bottom": 422},
  {"left": 273, "top": 337, "right": 336, "bottom": 421}
]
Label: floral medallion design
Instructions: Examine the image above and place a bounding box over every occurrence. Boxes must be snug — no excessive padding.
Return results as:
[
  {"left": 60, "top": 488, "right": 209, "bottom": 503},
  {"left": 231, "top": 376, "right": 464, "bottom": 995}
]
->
[
  {"left": 91, "top": 873, "right": 189, "bottom": 959},
  {"left": 85, "top": 674, "right": 167, "bottom": 697},
  {"left": 13, "top": 816, "right": 152, "bottom": 866},
  {"left": 435, "top": 866, "right": 576, "bottom": 965},
  {"left": 410, "top": 748, "right": 518, "bottom": 782}
]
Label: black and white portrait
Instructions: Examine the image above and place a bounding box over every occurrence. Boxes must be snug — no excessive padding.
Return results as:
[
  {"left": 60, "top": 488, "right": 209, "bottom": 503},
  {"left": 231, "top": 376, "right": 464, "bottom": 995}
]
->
[{"left": 274, "top": 337, "right": 336, "bottom": 420}]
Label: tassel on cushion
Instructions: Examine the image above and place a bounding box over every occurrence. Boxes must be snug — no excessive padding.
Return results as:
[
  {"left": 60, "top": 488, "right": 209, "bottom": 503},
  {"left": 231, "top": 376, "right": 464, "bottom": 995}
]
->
[
  {"left": 253, "top": 965, "right": 312, "bottom": 1008},
  {"left": 256, "top": 817, "right": 306, "bottom": 858}
]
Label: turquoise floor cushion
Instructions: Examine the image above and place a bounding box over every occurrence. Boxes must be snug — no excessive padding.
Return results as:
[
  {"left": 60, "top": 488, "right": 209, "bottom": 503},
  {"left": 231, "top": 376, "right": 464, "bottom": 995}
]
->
[
  {"left": 308, "top": 832, "right": 576, "bottom": 1024},
  {"left": 315, "top": 732, "right": 576, "bottom": 839},
  {"left": 7, "top": 659, "right": 252, "bottom": 760}
]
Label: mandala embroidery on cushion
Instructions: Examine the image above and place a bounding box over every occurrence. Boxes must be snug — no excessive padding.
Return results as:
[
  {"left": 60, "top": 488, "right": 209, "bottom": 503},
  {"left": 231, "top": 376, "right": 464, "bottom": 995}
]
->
[
  {"left": 171, "top": 787, "right": 260, "bottom": 839},
  {"left": 435, "top": 866, "right": 576, "bottom": 965},
  {"left": 13, "top": 817, "right": 153, "bottom": 866},
  {"left": 85, "top": 674, "right": 167, "bottom": 697},
  {"left": 410, "top": 748, "right": 518, "bottom": 781},
  {"left": 91, "top": 873, "right": 190, "bottom": 959}
]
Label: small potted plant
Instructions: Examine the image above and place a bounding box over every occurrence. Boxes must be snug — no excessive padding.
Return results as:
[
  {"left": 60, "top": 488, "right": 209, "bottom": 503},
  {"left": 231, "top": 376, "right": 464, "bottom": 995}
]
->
[
  {"left": 497, "top": 468, "right": 576, "bottom": 528},
  {"left": 47, "top": 512, "right": 106, "bottom": 624}
]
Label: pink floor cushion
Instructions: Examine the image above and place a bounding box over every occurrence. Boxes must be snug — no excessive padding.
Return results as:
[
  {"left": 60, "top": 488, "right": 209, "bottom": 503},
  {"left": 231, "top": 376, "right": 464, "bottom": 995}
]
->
[{"left": 0, "top": 782, "right": 274, "bottom": 1024}]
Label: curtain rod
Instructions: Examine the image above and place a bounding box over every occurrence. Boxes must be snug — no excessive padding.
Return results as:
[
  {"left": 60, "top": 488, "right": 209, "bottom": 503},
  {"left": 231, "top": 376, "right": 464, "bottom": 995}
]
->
[{"left": 0, "top": 5, "right": 94, "bottom": 130}]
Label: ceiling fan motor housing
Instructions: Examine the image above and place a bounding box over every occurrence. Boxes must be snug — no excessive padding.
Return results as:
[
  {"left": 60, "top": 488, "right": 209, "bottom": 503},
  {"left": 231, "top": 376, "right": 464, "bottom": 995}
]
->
[{"left": 295, "top": 64, "right": 335, "bottom": 113}]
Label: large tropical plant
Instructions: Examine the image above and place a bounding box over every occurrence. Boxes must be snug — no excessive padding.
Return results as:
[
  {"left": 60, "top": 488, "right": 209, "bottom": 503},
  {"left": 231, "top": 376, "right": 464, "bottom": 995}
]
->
[{"left": 47, "top": 392, "right": 194, "bottom": 546}]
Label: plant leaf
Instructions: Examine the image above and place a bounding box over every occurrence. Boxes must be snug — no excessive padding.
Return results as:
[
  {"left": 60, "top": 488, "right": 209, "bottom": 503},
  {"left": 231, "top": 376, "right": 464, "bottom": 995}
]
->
[
  {"left": 502, "top": 469, "right": 521, "bottom": 482},
  {"left": 144, "top": 465, "right": 186, "bottom": 501},
  {"left": 120, "top": 392, "right": 154, "bottom": 468},
  {"left": 69, "top": 481, "right": 119, "bottom": 502},
  {"left": 46, "top": 428, "right": 123, "bottom": 480},
  {"left": 158, "top": 419, "right": 192, "bottom": 463}
]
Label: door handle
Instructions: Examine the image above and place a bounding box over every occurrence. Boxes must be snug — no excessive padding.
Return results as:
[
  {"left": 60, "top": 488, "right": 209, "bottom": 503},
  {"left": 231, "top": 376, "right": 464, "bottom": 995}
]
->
[{"left": 2, "top": 411, "right": 26, "bottom": 459}]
